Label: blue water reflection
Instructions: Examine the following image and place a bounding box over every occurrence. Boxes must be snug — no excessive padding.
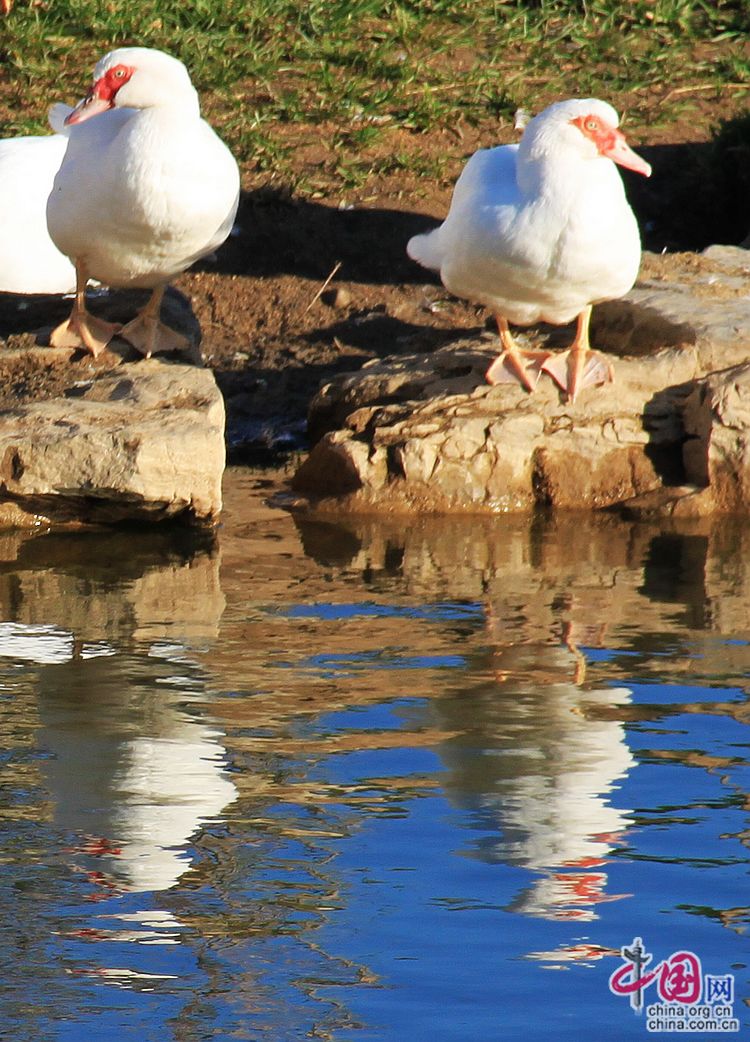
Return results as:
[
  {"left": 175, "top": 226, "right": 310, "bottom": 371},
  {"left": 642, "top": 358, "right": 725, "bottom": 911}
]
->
[{"left": 0, "top": 475, "right": 747, "bottom": 1040}]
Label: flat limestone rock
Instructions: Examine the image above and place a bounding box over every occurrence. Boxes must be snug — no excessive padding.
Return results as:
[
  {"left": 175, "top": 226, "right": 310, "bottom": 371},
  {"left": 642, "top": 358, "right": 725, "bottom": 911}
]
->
[
  {"left": 293, "top": 248, "right": 750, "bottom": 516},
  {"left": 0, "top": 357, "right": 225, "bottom": 528},
  {"left": 0, "top": 285, "right": 223, "bottom": 528}
]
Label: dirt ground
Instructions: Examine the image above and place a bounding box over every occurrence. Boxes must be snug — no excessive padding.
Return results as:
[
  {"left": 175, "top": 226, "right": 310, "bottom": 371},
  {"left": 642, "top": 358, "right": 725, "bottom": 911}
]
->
[{"left": 0, "top": 95, "right": 748, "bottom": 462}]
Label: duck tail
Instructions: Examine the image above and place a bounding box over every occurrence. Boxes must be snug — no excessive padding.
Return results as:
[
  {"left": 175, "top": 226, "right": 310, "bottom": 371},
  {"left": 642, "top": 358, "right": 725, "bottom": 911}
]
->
[{"left": 406, "top": 227, "right": 444, "bottom": 273}]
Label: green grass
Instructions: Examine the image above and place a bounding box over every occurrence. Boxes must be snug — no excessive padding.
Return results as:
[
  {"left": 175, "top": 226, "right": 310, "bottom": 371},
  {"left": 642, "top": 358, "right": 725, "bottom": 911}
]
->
[{"left": 1, "top": 0, "right": 749, "bottom": 190}]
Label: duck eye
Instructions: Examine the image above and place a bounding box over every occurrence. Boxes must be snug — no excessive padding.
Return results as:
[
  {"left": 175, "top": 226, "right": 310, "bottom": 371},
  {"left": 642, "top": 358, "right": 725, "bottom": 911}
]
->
[
  {"left": 585, "top": 118, "right": 598, "bottom": 131},
  {"left": 114, "top": 68, "right": 126, "bottom": 78}
]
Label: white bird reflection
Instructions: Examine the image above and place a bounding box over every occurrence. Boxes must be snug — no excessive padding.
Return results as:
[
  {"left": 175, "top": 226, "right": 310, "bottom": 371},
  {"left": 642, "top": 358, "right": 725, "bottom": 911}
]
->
[
  {"left": 499, "top": 683, "right": 635, "bottom": 921},
  {"left": 35, "top": 651, "right": 237, "bottom": 901},
  {"left": 106, "top": 731, "right": 237, "bottom": 893},
  {"left": 438, "top": 607, "right": 636, "bottom": 922},
  {"left": 439, "top": 663, "right": 635, "bottom": 921},
  {"left": 293, "top": 511, "right": 641, "bottom": 926},
  {"left": 0, "top": 530, "right": 237, "bottom": 901},
  {"left": 499, "top": 694, "right": 633, "bottom": 859}
]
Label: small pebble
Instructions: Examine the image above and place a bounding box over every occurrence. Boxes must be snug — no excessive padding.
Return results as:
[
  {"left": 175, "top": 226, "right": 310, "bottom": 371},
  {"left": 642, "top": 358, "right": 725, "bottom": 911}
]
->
[{"left": 322, "top": 287, "right": 352, "bottom": 309}]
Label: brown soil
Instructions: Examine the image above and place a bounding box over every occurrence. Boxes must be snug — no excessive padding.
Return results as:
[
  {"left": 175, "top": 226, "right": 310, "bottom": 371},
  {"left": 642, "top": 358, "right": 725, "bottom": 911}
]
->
[{"left": 0, "top": 94, "right": 748, "bottom": 461}]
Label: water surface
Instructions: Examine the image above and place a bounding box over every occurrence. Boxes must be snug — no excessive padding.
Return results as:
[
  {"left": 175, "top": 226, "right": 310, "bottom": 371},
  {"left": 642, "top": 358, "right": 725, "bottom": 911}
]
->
[{"left": 0, "top": 470, "right": 748, "bottom": 1040}]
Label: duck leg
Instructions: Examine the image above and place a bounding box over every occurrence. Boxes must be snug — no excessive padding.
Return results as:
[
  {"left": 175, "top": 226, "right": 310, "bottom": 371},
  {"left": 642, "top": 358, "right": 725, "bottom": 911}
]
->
[
  {"left": 485, "top": 314, "right": 551, "bottom": 392},
  {"left": 541, "top": 306, "right": 613, "bottom": 402},
  {"left": 49, "top": 262, "right": 121, "bottom": 358},
  {"left": 119, "top": 284, "right": 190, "bottom": 358}
]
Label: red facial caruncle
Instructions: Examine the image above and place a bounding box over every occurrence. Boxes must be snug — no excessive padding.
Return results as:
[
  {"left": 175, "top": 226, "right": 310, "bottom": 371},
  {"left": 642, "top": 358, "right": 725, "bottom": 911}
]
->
[
  {"left": 92, "top": 64, "right": 136, "bottom": 103},
  {"left": 570, "top": 113, "right": 652, "bottom": 177},
  {"left": 64, "top": 63, "right": 135, "bottom": 126}
]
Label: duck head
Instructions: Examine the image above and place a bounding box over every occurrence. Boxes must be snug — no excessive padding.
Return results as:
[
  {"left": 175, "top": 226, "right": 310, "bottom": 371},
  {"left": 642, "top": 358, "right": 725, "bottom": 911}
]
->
[
  {"left": 521, "top": 98, "right": 651, "bottom": 178},
  {"left": 64, "top": 47, "right": 199, "bottom": 126}
]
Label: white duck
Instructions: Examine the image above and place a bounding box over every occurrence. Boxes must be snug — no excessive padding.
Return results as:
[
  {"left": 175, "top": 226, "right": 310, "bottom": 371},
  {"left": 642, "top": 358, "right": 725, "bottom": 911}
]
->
[
  {"left": 407, "top": 99, "right": 651, "bottom": 402},
  {"left": 0, "top": 117, "right": 75, "bottom": 294},
  {"left": 46, "top": 47, "right": 240, "bottom": 358}
]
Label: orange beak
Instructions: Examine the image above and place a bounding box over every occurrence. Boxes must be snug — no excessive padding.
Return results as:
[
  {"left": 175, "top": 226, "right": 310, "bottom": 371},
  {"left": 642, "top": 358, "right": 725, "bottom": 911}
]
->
[
  {"left": 601, "top": 130, "right": 652, "bottom": 178},
  {"left": 64, "top": 88, "right": 114, "bottom": 126}
]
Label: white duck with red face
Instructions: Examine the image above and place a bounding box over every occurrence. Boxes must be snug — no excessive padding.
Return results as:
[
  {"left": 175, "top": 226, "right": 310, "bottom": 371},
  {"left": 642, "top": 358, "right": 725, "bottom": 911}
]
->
[
  {"left": 407, "top": 98, "right": 651, "bottom": 401},
  {"left": 46, "top": 47, "right": 240, "bottom": 358}
]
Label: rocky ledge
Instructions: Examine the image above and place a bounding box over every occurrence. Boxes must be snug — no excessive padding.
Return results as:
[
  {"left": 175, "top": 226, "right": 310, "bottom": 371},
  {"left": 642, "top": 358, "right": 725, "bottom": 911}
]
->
[
  {"left": 293, "top": 246, "right": 750, "bottom": 518},
  {"left": 0, "top": 289, "right": 223, "bottom": 528}
]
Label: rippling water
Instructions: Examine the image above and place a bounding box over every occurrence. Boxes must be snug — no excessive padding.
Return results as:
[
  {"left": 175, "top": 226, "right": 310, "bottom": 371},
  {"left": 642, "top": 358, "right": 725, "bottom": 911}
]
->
[{"left": 1, "top": 469, "right": 748, "bottom": 1040}]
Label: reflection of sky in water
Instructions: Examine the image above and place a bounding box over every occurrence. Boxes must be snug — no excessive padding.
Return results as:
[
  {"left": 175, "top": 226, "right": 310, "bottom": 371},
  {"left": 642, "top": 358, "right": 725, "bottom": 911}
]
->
[
  {"left": 279, "top": 650, "right": 468, "bottom": 672},
  {"left": 0, "top": 497, "right": 749, "bottom": 1040}
]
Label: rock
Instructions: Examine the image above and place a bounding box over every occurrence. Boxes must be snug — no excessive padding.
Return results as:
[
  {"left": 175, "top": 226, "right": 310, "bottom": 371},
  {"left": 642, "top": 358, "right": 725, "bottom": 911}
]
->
[
  {"left": 0, "top": 284, "right": 223, "bottom": 528},
  {"left": 322, "top": 286, "right": 352, "bottom": 309},
  {"left": 680, "top": 362, "right": 750, "bottom": 515},
  {"left": 293, "top": 249, "right": 750, "bottom": 516},
  {"left": 0, "top": 357, "right": 225, "bottom": 527}
]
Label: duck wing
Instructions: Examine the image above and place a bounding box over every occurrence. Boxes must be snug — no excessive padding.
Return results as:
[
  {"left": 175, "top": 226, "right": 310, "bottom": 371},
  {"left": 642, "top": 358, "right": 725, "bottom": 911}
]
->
[{"left": 407, "top": 144, "right": 519, "bottom": 273}]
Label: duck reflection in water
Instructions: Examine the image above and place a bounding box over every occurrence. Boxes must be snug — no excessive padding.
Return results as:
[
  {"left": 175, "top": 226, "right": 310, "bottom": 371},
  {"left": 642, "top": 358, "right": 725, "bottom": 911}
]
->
[
  {"left": 37, "top": 663, "right": 237, "bottom": 897},
  {"left": 296, "top": 511, "right": 638, "bottom": 923},
  {"left": 0, "top": 529, "right": 236, "bottom": 901},
  {"left": 439, "top": 595, "right": 635, "bottom": 922}
]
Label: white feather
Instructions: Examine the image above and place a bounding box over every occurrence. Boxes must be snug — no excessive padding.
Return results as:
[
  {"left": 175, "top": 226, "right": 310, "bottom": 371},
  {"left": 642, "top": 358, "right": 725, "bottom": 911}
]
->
[{"left": 0, "top": 129, "right": 74, "bottom": 294}]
